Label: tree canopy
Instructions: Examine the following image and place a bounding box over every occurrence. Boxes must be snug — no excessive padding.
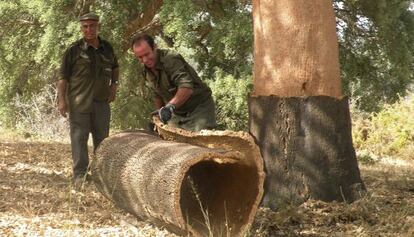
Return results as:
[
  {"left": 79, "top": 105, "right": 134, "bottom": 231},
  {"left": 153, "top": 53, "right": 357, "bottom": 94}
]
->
[{"left": 0, "top": 0, "right": 413, "bottom": 128}]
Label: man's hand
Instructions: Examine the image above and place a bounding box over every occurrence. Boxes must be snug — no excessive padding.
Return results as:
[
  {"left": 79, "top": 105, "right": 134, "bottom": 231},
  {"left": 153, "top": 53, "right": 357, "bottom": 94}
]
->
[
  {"left": 158, "top": 103, "right": 176, "bottom": 124},
  {"left": 57, "top": 80, "right": 68, "bottom": 118},
  {"left": 58, "top": 100, "right": 67, "bottom": 118},
  {"left": 108, "top": 84, "right": 117, "bottom": 103}
]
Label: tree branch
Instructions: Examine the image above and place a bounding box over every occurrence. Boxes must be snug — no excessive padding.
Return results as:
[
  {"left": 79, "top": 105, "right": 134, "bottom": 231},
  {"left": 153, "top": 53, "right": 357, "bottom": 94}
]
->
[{"left": 125, "top": 0, "right": 163, "bottom": 39}]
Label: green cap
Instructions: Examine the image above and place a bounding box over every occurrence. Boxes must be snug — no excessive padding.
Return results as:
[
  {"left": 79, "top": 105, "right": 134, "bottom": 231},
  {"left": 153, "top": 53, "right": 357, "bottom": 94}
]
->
[{"left": 79, "top": 12, "right": 99, "bottom": 22}]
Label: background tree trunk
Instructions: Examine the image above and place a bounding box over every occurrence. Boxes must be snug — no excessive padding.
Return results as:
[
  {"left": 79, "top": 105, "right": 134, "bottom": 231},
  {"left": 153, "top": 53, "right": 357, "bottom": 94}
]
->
[{"left": 250, "top": 0, "right": 365, "bottom": 209}]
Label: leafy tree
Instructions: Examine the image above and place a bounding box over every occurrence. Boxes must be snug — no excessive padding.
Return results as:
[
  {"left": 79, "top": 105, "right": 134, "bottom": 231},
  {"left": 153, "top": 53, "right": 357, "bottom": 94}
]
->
[
  {"left": 0, "top": 0, "right": 413, "bottom": 131},
  {"left": 0, "top": 1, "right": 78, "bottom": 126},
  {"left": 335, "top": 0, "right": 414, "bottom": 111},
  {"left": 159, "top": 0, "right": 253, "bottom": 79}
]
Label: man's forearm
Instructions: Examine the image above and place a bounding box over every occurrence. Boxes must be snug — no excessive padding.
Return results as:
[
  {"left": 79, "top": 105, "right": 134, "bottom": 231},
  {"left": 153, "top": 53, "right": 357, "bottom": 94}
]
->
[
  {"left": 156, "top": 88, "right": 192, "bottom": 124},
  {"left": 168, "top": 88, "right": 193, "bottom": 108},
  {"left": 155, "top": 96, "right": 164, "bottom": 109},
  {"left": 57, "top": 80, "right": 67, "bottom": 102},
  {"left": 57, "top": 79, "right": 68, "bottom": 117}
]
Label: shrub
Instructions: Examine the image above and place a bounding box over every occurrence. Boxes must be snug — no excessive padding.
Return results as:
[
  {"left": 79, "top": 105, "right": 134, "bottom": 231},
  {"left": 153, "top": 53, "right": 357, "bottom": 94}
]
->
[
  {"left": 352, "top": 92, "right": 414, "bottom": 160},
  {"left": 110, "top": 58, "right": 154, "bottom": 130},
  {"left": 10, "top": 84, "right": 69, "bottom": 141},
  {"left": 110, "top": 82, "right": 153, "bottom": 130},
  {"left": 208, "top": 72, "right": 252, "bottom": 131}
]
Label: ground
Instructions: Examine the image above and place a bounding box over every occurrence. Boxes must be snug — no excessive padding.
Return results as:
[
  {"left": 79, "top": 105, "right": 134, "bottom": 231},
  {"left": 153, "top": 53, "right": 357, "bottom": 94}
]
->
[{"left": 0, "top": 136, "right": 413, "bottom": 237}]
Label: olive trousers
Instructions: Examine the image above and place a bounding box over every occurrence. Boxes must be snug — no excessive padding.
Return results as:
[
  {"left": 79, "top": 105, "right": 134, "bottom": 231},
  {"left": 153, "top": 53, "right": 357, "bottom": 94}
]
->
[
  {"left": 168, "top": 97, "right": 216, "bottom": 132},
  {"left": 69, "top": 101, "right": 110, "bottom": 178}
]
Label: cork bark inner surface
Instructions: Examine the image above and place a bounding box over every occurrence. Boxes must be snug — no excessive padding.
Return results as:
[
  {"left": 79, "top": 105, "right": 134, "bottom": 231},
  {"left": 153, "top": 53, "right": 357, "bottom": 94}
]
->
[{"left": 153, "top": 117, "right": 265, "bottom": 236}]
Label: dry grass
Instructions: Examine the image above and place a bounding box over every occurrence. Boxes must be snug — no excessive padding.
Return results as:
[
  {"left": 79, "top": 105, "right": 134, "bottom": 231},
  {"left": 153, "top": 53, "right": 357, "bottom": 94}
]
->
[
  {"left": 0, "top": 132, "right": 413, "bottom": 237},
  {"left": 249, "top": 158, "right": 414, "bottom": 237},
  {"left": 0, "top": 136, "right": 178, "bottom": 237}
]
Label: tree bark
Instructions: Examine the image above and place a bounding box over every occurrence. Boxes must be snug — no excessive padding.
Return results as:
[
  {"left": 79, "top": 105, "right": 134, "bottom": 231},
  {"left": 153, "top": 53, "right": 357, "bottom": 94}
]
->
[
  {"left": 123, "top": 0, "right": 163, "bottom": 50},
  {"left": 249, "top": 96, "right": 365, "bottom": 208},
  {"left": 91, "top": 122, "right": 264, "bottom": 237},
  {"left": 250, "top": 0, "right": 365, "bottom": 208}
]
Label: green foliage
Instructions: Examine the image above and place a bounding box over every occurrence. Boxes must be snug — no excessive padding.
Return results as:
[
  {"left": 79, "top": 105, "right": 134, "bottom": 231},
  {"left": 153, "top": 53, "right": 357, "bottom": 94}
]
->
[
  {"left": 208, "top": 72, "right": 252, "bottom": 131},
  {"left": 93, "top": 1, "right": 145, "bottom": 51},
  {"left": 0, "top": 0, "right": 413, "bottom": 135},
  {"left": 336, "top": 0, "right": 414, "bottom": 111},
  {"left": 159, "top": 0, "right": 253, "bottom": 79},
  {"left": 0, "top": 0, "right": 78, "bottom": 126},
  {"left": 352, "top": 92, "right": 414, "bottom": 159},
  {"left": 110, "top": 56, "right": 154, "bottom": 130}
]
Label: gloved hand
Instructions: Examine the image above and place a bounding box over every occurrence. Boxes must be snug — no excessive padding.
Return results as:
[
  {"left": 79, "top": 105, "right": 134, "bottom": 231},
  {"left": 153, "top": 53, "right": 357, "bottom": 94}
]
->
[{"left": 158, "top": 103, "right": 176, "bottom": 124}]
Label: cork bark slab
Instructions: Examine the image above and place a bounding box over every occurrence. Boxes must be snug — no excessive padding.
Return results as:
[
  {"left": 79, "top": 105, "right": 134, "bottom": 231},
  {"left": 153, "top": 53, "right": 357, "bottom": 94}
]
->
[{"left": 91, "top": 118, "right": 264, "bottom": 237}]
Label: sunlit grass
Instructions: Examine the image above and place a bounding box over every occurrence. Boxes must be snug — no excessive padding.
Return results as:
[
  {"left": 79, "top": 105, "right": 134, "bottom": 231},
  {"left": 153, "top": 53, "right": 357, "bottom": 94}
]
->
[{"left": 352, "top": 93, "right": 414, "bottom": 161}]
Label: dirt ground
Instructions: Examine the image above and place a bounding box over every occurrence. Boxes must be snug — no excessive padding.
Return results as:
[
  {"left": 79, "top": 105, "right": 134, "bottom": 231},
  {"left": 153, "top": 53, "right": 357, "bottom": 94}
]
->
[{"left": 1, "top": 137, "right": 413, "bottom": 237}]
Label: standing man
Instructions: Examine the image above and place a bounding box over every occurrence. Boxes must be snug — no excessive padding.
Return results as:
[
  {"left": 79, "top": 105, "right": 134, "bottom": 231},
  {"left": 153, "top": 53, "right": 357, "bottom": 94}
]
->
[
  {"left": 131, "top": 34, "right": 216, "bottom": 132},
  {"left": 57, "top": 13, "right": 119, "bottom": 186}
]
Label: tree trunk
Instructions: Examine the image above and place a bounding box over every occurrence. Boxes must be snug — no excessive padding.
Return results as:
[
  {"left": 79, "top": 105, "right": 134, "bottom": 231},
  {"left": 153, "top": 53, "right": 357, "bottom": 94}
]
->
[
  {"left": 249, "top": 96, "right": 365, "bottom": 208},
  {"left": 91, "top": 123, "right": 264, "bottom": 237},
  {"left": 250, "top": 0, "right": 365, "bottom": 208}
]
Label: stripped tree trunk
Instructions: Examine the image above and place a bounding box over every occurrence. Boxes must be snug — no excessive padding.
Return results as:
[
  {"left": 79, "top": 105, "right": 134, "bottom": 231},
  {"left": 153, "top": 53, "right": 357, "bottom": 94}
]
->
[{"left": 250, "top": 0, "right": 365, "bottom": 209}]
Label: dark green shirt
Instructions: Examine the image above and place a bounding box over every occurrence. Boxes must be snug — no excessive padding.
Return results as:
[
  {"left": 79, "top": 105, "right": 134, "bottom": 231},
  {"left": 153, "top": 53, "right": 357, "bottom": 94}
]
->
[
  {"left": 143, "top": 49, "right": 212, "bottom": 115},
  {"left": 60, "top": 37, "right": 118, "bottom": 113}
]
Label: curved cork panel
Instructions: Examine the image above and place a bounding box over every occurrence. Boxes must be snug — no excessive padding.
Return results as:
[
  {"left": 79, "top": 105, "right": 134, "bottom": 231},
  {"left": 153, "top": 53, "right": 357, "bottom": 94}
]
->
[
  {"left": 252, "top": 0, "right": 342, "bottom": 98},
  {"left": 91, "top": 119, "right": 264, "bottom": 237}
]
